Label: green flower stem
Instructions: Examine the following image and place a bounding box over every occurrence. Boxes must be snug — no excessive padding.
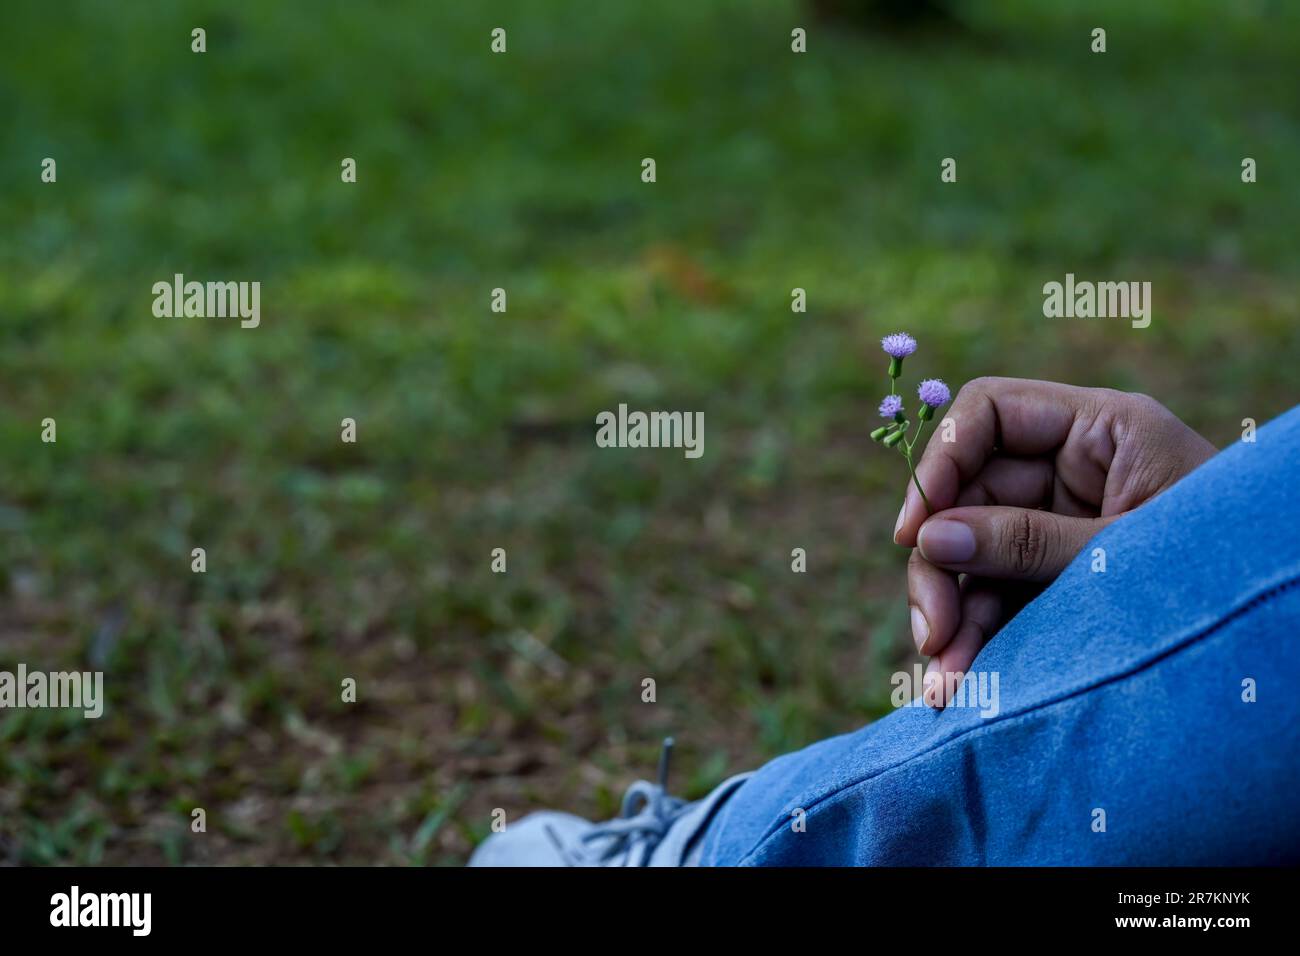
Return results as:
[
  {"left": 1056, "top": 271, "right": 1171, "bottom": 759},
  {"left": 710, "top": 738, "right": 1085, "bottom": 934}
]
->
[
  {"left": 902, "top": 450, "right": 931, "bottom": 514},
  {"left": 906, "top": 416, "right": 928, "bottom": 455},
  {"left": 898, "top": 418, "right": 932, "bottom": 514}
]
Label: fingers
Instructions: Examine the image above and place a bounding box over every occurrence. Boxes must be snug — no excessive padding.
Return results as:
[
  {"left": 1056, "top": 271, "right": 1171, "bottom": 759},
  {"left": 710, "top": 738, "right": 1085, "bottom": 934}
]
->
[
  {"left": 952, "top": 455, "right": 1055, "bottom": 509},
  {"left": 953, "top": 455, "right": 1098, "bottom": 517},
  {"left": 906, "top": 456, "right": 1054, "bottom": 659},
  {"left": 916, "top": 506, "right": 1116, "bottom": 582},
  {"left": 906, "top": 550, "right": 960, "bottom": 656},
  {"left": 923, "top": 581, "right": 1003, "bottom": 709},
  {"left": 895, "top": 378, "right": 1103, "bottom": 547}
]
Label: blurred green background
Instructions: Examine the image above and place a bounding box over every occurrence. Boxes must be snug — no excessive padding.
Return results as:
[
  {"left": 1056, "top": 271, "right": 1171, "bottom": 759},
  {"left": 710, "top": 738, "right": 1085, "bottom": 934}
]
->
[{"left": 1, "top": 0, "right": 1297, "bottom": 864}]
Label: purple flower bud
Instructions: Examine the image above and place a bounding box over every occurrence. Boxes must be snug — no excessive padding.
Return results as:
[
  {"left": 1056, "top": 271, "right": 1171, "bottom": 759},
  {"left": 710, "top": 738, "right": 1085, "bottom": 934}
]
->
[
  {"left": 878, "top": 395, "right": 904, "bottom": 418},
  {"left": 917, "top": 379, "right": 951, "bottom": 408},
  {"left": 881, "top": 333, "right": 918, "bottom": 359}
]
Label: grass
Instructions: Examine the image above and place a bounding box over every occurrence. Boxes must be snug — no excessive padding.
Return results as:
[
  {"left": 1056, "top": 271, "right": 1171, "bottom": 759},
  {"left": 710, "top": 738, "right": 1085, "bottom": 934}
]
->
[{"left": 1, "top": 0, "right": 1298, "bottom": 864}]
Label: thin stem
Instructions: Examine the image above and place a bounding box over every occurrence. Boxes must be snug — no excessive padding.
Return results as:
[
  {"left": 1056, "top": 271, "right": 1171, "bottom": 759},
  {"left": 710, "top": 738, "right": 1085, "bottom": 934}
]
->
[
  {"left": 898, "top": 418, "right": 932, "bottom": 515},
  {"left": 906, "top": 417, "right": 928, "bottom": 454},
  {"left": 903, "top": 449, "right": 932, "bottom": 514}
]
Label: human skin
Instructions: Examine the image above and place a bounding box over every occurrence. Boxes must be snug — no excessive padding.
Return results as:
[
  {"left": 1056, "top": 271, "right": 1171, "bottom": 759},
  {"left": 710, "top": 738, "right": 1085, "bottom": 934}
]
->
[{"left": 892, "top": 377, "right": 1218, "bottom": 706}]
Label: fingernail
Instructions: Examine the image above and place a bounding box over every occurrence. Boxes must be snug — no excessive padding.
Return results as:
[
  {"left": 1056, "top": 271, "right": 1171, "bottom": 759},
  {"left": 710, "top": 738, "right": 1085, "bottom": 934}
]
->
[
  {"left": 909, "top": 606, "right": 930, "bottom": 654},
  {"left": 918, "top": 519, "right": 976, "bottom": 564},
  {"left": 893, "top": 502, "right": 906, "bottom": 543}
]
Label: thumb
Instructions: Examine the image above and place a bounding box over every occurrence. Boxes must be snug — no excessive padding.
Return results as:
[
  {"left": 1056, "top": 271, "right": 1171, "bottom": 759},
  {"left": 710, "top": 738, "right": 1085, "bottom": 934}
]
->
[{"left": 915, "top": 506, "right": 1117, "bottom": 582}]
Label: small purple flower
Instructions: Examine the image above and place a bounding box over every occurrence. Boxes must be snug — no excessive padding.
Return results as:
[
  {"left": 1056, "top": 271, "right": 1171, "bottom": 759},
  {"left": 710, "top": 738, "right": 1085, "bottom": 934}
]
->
[
  {"left": 917, "top": 379, "right": 951, "bottom": 408},
  {"left": 880, "top": 332, "right": 918, "bottom": 359},
  {"left": 878, "top": 394, "right": 903, "bottom": 418}
]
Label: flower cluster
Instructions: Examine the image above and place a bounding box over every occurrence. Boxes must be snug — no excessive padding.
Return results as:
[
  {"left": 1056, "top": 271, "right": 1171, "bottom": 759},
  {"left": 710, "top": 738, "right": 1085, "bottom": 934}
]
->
[{"left": 869, "top": 332, "right": 951, "bottom": 513}]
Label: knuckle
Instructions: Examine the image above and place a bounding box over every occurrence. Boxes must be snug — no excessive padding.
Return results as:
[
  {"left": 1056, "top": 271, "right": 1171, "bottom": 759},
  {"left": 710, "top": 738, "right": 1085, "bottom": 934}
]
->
[
  {"left": 961, "top": 376, "right": 1002, "bottom": 399},
  {"left": 1089, "top": 386, "right": 1128, "bottom": 408},
  {"left": 1123, "top": 390, "right": 1168, "bottom": 421},
  {"left": 1084, "top": 387, "right": 1130, "bottom": 422},
  {"left": 1128, "top": 451, "right": 1184, "bottom": 497},
  {"left": 1113, "top": 390, "right": 1179, "bottom": 447},
  {"left": 1003, "top": 511, "right": 1047, "bottom": 577}
]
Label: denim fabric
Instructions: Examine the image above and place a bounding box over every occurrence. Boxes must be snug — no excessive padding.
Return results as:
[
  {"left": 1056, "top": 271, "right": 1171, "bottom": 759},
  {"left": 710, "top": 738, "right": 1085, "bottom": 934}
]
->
[{"left": 699, "top": 405, "right": 1300, "bottom": 865}]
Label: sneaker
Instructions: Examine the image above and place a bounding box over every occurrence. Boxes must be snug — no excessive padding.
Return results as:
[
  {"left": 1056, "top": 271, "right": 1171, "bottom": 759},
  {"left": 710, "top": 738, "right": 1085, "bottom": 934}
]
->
[{"left": 468, "top": 738, "right": 751, "bottom": 867}]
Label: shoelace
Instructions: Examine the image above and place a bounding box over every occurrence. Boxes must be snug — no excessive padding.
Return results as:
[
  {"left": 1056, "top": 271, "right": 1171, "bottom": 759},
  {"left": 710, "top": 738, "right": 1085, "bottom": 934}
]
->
[{"left": 546, "top": 737, "right": 687, "bottom": 866}]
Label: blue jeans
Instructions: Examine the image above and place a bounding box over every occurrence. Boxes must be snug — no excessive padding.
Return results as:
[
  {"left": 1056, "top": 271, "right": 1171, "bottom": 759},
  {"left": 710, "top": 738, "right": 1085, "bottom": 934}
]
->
[{"left": 699, "top": 405, "right": 1300, "bottom": 865}]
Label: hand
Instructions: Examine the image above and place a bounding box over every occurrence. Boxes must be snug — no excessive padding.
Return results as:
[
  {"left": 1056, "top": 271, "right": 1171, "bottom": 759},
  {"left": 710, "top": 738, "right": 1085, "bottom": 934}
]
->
[{"left": 893, "top": 377, "right": 1217, "bottom": 707}]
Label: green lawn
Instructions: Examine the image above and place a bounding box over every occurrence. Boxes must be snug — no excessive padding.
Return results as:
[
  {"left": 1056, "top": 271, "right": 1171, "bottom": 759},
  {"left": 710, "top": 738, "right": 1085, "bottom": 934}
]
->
[{"left": 1, "top": 0, "right": 1298, "bottom": 864}]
